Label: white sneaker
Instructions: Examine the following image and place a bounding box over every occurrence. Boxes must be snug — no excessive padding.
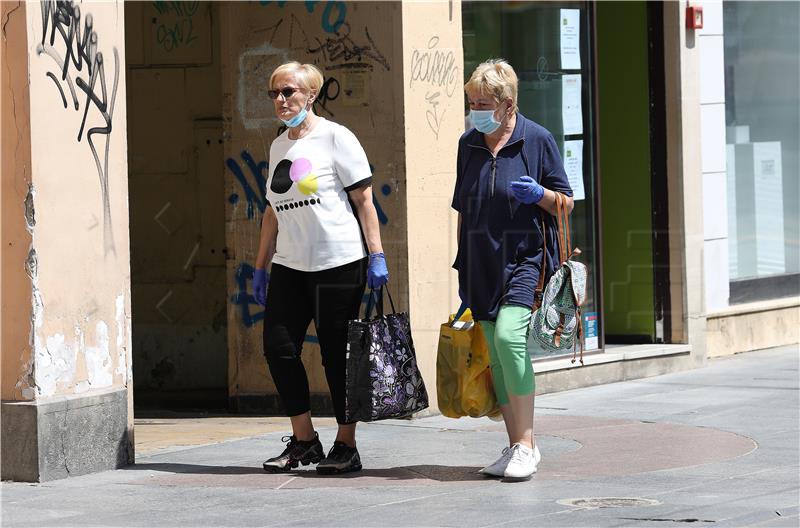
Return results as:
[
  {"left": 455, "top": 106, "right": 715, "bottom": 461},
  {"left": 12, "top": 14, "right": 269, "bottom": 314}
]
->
[
  {"left": 479, "top": 446, "right": 513, "bottom": 477},
  {"left": 503, "top": 443, "right": 541, "bottom": 479}
]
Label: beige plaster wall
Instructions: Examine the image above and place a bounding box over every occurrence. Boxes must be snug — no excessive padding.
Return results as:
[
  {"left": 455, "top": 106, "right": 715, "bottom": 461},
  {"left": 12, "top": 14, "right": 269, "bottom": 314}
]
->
[
  {"left": 220, "top": 2, "right": 406, "bottom": 400},
  {"left": 706, "top": 299, "right": 800, "bottom": 357},
  {"left": 1, "top": 1, "right": 35, "bottom": 401},
  {"left": 22, "top": 1, "right": 132, "bottom": 401},
  {"left": 401, "top": 1, "right": 464, "bottom": 409}
]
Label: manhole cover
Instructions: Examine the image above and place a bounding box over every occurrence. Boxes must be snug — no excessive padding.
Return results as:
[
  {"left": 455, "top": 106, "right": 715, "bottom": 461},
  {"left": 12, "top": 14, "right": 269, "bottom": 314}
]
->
[{"left": 558, "top": 497, "right": 662, "bottom": 509}]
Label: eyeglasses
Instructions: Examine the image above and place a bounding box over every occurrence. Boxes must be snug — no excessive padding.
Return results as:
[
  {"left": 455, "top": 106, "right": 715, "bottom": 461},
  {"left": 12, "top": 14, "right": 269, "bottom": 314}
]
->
[{"left": 268, "top": 87, "right": 300, "bottom": 100}]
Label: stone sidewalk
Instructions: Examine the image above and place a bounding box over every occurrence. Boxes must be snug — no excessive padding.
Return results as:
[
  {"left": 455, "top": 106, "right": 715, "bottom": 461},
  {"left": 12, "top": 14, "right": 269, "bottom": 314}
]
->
[{"left": 2, "top": 345, "right": 798, "bottom": 527}]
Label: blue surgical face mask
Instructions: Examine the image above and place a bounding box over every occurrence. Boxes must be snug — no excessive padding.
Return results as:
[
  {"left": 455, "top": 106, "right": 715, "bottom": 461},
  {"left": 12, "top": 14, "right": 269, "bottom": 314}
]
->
[
  {"left": 281, "top": 106, "right": 308, "bottom": 128},
  {"left": 469, "top": 108, "right": 501, "bottom": 134}
]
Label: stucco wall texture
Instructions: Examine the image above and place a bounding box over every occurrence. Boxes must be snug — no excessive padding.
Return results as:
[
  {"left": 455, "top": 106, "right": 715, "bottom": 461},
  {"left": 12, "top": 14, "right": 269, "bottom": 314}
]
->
[{"left": 1, "top": 1, "right": 133, "bottom": 411}]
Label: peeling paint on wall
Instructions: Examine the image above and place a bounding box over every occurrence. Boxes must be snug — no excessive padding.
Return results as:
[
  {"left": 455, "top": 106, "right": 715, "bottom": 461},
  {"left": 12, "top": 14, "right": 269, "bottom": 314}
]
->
[
  {"left": 24, "top": 183, "right": 35, "bottom": 232},
  {"left": 238, "top": 43, "right": 289, "bottom": 130},
  {"left": 84, "top": 321, "right": 113, "bottom": 389},
  {"left": 115, "top": 294, "right": 127, "bottom": 384},
  {"left": 34, "top": 332, "right": 75, "bottom": 397}
]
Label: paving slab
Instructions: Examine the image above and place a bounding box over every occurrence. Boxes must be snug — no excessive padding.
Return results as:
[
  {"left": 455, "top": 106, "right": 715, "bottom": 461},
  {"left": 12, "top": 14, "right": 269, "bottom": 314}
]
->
[{"left": 2, "top": 345, "right": 798, "bottom": 527}]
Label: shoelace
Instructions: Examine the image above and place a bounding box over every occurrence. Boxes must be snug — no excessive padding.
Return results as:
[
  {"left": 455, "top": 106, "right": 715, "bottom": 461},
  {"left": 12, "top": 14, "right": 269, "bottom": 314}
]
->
[
  {"left": 327, "top": 442, "right": 350, "bottom": 460},
  {"left": 509, "top": 444, "right": 531, "bottom": 464}
]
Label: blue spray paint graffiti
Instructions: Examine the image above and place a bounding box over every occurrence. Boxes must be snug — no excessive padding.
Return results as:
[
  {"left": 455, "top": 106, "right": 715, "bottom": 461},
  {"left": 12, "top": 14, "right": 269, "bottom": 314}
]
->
[
  {"left": 231, "top": 262, "right": 265, "bottom": 328},
  {"left": 258, "top": 0, "right": 347, "bottom": 34},
  {"left": 226, "top": 151, "right": 267, "bottom": 220},
  {"left": 231, "top": 262, "right": 320, "bottom": 343}
]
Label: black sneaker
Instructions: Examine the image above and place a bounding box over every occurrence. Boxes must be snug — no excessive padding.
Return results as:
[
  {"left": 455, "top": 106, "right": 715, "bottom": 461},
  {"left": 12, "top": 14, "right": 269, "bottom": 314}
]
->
[
  {"left": 262, "top": 432, "right": 324, "bottom": 473},
  {"left": 316, "top": 441, "right": 362, "bottom": 475}
]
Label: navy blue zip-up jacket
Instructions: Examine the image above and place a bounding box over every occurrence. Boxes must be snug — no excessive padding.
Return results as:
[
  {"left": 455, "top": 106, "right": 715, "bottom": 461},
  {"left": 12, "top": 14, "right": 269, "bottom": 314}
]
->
[{"left": 451, "top": 113, "right": 573, "bottom": 321}]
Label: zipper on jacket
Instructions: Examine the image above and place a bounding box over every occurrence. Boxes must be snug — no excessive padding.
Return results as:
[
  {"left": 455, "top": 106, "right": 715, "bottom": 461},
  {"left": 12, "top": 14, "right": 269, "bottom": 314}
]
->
[
  {"left": 490, "top": 156, "right": 497, "bottom": 198},
  {"left": 468, "top": 137, "right": 524, "bottom": 201}
]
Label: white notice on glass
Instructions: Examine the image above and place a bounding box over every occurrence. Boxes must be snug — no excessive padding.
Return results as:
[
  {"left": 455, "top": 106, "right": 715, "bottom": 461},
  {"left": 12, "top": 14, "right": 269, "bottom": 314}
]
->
[
  {"left": 560, "top": 9, "right": 581, "bottom": 70},
  {"left": 562, "top": 74, "right": 583, "bottom": 135},
  {"left": 563, "top": 140, "right": 585, "bottom": 201}
]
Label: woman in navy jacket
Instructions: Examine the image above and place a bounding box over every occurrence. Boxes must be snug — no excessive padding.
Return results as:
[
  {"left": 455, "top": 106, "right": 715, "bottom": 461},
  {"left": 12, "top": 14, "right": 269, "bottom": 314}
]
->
[{"left": 453, "top": 59, "right": 574, "bottom": 480}]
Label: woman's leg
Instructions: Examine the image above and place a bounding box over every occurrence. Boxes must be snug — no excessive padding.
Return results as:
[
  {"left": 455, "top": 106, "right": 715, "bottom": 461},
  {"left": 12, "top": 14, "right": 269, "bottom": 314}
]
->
[
  {"left": 492, "top": 305, "right": 535, "bottom": 449},
  {"left": 262, "top": 265, "right": 325, "bottom": 472},
  {"left": 263, "top": 264, "right": 315, "bottom": 439},
  {"left": 310, "top": 257, "right": 367, "bottom": 447},
  {"left": 479, "top": 321, "right": 516, "bottom": 445}
]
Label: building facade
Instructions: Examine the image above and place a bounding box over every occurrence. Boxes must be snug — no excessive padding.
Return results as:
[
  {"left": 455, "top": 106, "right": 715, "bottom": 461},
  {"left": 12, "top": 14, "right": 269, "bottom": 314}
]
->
[{"left": 2, "top": 0, "right": 798, "bottom": 481}]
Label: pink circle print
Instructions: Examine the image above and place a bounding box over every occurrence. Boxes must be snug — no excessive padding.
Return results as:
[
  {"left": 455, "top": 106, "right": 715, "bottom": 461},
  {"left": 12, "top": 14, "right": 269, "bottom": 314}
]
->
[{"left": 289, "top": 158, "right": 312, "bottom": 182}]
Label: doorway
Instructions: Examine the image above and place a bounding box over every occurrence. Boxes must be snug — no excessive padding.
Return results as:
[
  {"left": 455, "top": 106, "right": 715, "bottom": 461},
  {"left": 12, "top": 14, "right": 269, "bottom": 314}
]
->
[
  {"left": 124, "top": 2, "right": 228, "bottom": 411},
  {"left": 596, "top": 1, "right": 669, "bottom": 344}
]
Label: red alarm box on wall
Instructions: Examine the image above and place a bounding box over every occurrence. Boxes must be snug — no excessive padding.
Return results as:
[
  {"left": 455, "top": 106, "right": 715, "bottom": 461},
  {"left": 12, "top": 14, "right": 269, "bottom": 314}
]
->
[{"left": 686, "top": 5, "right": 704, "bottom": 29}]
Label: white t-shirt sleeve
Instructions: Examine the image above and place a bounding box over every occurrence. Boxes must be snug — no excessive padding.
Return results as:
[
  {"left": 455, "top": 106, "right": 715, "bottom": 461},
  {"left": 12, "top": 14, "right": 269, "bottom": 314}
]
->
[{"left": 332, "top": 124, "right": 372, "bottom": 190}]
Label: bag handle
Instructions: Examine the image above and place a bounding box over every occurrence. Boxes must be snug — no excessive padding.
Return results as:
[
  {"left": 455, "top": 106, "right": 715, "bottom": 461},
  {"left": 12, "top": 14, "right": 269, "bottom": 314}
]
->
[
  {"left": 451, "top": 301, "right": 469, "bottom": 327},
  {"left": 364, "top": 286, "right": 397, "bottom": 320},
  {"left": 534, "top": 192, "right": 574, "bottom": 310},
  {"left": 534, "top": 209, "right": 549, "bottom": 310}
]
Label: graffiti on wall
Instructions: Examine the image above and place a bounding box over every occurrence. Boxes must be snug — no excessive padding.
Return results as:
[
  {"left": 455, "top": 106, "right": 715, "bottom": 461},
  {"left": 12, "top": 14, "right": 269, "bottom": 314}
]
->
[
  {"left": 152, "top": 1, "right": 200, "bottom": 52},
  {"left": 36, "top": 0, "right": 120, "bottom": 255},
  {"left": 408, "top": 36, "right": 459, "bottom": 140},
  {"left": 227, "top": 150, "right": 268, "bottom": 220},
  {"left": 259, "top": 0, "right": 348, "bottom": 35}
]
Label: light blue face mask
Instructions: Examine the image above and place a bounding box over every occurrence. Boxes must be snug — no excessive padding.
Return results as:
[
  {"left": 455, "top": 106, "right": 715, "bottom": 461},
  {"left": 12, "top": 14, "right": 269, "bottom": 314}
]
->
[
  {"left": 281, "top": 106, "right": 308, "bottom": 128},
  {"left": 469, "top": 109, "right": 501, "bottom": 134}
]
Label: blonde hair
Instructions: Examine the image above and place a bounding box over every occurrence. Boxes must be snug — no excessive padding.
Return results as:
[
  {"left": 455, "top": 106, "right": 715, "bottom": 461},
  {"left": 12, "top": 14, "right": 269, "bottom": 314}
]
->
[
  {"left": 269, "top": 61, "right": 324, "bottom": 93},
  {"left": 464, "top": 59, "right": 519, "bottom": 112}
]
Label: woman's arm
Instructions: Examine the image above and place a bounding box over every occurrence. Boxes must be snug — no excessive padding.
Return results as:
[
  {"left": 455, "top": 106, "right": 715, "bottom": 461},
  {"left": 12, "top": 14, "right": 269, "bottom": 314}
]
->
[
  {"left": 255, "top": 206, "right": 279, "bottom": 269},
  {"left": 348, "top": 185, "right": 384, "bottom": 254},
  {"left": 537, "top": 188, "right": 574, "bottom": 217}
]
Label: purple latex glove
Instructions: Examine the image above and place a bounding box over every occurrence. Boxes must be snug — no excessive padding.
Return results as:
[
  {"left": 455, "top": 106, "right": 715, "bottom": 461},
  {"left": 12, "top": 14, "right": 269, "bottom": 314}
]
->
[
  {"left": 367, "top": 252, "right": 389, "bottom": 289},
  {"left": 253, "top": 268, "right": 267, "bottom": 306},
  {"left": 510, "top": 175, "right": 545, "bottom": 204}
]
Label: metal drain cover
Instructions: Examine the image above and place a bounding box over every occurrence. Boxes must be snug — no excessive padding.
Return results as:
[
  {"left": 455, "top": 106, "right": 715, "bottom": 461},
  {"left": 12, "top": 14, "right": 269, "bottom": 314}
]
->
[{"left": 558, "top": 497, "right": 662, "bottom": 509}]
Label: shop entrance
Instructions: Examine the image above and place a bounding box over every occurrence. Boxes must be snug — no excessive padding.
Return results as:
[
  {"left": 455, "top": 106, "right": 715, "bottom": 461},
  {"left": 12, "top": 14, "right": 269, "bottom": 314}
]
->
[
  {"left": 596, "top": 1, "right": 669, "bottom": 344},
  {"left": 124, "top": 2, "right": 228, "bottom": 411}
]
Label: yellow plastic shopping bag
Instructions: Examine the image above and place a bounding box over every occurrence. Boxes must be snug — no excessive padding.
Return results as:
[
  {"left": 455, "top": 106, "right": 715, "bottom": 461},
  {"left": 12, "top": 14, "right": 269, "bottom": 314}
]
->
[{"left": 436, "top": 305, "right": 501, "bottom": 418}]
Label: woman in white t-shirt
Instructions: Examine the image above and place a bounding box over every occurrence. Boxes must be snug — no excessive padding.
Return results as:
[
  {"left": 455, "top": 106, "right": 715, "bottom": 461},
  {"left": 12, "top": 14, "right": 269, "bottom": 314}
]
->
[{"left": 252, "top": 62, "right": 388, "bottom": 475}]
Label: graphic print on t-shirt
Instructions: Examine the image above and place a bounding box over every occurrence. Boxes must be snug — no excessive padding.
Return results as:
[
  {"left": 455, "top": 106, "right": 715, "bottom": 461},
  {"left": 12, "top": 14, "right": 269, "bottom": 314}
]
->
[
  {"left": 271, "top": 157, "right": 319, "bottom": 196},
  {"left": 270, "top": 157, "right": 322, "bottom": 213}
]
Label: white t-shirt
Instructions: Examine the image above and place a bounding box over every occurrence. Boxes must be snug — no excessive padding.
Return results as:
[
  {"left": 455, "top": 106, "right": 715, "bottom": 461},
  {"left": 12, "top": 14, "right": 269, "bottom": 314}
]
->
[{"left": 266, "top": 118, "right": 372, "bottom": 272}]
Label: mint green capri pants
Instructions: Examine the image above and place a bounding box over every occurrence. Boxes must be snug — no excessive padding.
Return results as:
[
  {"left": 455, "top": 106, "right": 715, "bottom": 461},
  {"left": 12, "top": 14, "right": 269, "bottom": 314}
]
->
[{"left": 478, "top": 304, "right": 535, "bottom": 406}]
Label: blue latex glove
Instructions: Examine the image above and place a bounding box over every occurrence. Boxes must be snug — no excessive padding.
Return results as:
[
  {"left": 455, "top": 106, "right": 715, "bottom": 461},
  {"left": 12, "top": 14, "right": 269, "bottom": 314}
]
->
[
  {"left": 253, "top": 268, "right": 267, "bottom": 306},
  {"left": 367, "top": 252, "right": 389, "bottom": 289},
  {"left": 510, "top": 175, "right": 545, "bottom": 204}
]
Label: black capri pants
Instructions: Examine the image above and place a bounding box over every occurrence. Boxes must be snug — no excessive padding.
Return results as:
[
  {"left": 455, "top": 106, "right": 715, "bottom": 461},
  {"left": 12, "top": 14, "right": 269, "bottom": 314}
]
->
[{"left": 263, "top": 257, "right": 367, "bottom": 424}]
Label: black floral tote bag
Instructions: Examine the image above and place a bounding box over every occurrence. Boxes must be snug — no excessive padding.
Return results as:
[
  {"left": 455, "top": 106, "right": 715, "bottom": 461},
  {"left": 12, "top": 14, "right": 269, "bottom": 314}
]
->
[{"left": 344, "top": 287, "right": 429, "bottom": 422}]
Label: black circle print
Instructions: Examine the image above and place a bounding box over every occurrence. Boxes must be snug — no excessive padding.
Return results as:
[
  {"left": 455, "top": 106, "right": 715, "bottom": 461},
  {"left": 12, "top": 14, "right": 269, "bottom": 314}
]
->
[{"left": 270, "top": 159, "right": 293, "bottom": 194}]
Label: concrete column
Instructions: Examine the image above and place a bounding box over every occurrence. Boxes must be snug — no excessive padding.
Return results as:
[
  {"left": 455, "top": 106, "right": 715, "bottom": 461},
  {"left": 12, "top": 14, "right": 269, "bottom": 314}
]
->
[
  {"left": 400, "top": 1, "right": 464, "bottom": 408},
  {"left": 663, "top": 1, "right": 707, "bottom": 363},
  {"left": 1, "top": 0, "right": 133, "bottom": 482}
]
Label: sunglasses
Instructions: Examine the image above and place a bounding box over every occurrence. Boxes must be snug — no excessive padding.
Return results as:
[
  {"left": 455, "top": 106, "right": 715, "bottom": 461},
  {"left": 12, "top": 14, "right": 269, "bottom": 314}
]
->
[{"left": 268, "top": 87, "right": 300, "bottom": 100}]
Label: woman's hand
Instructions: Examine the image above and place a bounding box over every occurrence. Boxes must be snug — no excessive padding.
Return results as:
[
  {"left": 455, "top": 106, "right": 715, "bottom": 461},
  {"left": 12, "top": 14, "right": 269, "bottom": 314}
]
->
[
  {"left": 510, "top": 175, "right": 545, "bottom": 204},
  {"left": 253, "top": 269, "right": 268, "bottom": 306},
  {"left": 367, "top": 252, "right": 389, "bottom": 289}
]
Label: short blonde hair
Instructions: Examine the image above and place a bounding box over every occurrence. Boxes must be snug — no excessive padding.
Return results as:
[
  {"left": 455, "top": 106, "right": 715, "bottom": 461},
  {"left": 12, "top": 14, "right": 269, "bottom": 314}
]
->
[
  {"left": 269, "top": 61, "right": 324, "bottom": 93},
  {"left": 464, "top": 59, "right": 518, "bottom": 112}
]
